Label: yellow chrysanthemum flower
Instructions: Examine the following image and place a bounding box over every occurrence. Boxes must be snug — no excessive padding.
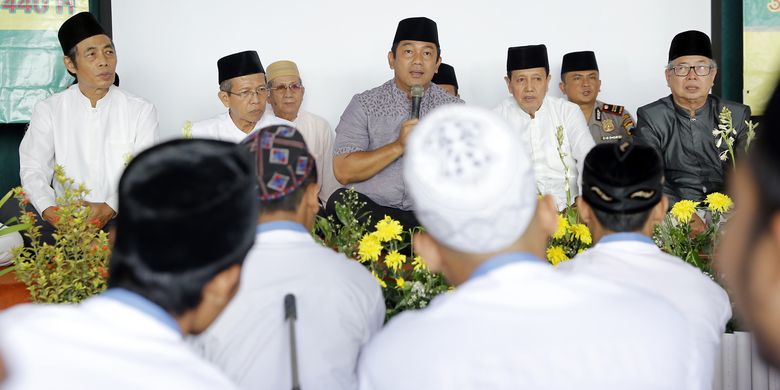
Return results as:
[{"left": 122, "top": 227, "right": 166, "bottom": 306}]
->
[
  {"left": 705, "top": 192, "right": 733, "bottom": 214},
  {"left": 546, "top": 246, "right": 569, "bottom": 266},
  {"left": 395, "top": 277, "right": 405, "bottom": 289},
  {"left": 569, "top": 223, "right": 592, "bottom": 245},
  {"left": 358, "top": 234, "right": 383, "bottom": 263},
  {"left": 372, "top": 271, "right": 387, "bottom": 288},
  {"left": 384, "top": 250, "right": 406, "bottom": 272},
  {"left": 374, "top": 215, "right": 403, "bottom": 242},
  {"left": 412, "top": 255, "right": 427, "bottom": 271},
  {"left": 670, "top": 200, "right": 700, "bottom": 224},
  {"left": 552, "top": 214, "right": 569, "bottom": 239}
]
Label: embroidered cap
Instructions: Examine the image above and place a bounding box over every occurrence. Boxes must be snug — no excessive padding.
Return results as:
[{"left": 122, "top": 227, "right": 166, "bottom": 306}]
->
[
  {"left": 241, "top": 125, "right": 315, "bottom": 202},
  {"left": 582, "top": 141, "right": 664, "bottom": 214}
]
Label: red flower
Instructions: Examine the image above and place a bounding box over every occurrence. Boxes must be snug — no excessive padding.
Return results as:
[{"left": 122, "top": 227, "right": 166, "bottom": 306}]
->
[
  {"left": 89, "top": 219, "right": 101, "bottom": 227},
  {"left": 97, "top": 267, "right": 108, "bottom": 278},
  {"left": 101, "top": 245, "right": 108, "bottom": 251},
  {"left": 21, "top": 198, "right": 30, "bottom": 205}
]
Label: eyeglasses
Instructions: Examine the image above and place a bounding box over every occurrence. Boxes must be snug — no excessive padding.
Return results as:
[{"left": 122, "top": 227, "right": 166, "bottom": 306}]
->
[
  {"left": 668, "top": 64, "right": 715, "bottom": 77},
  {"left": 270, "top": 82, "right": 304, "bottom": 93},
  {"left": 224, "top": 87, "right": 270, "bottom": 99}
]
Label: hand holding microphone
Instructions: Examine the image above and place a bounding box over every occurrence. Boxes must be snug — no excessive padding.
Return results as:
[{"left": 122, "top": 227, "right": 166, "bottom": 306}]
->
[{"left": 396, "top": 85, "right": 424, "bottom": 150}]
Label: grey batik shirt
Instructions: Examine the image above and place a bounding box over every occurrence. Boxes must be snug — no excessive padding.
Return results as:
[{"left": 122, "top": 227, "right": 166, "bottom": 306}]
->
[{"left": 333, "top": 79, "right": 463, "bottom": 210}]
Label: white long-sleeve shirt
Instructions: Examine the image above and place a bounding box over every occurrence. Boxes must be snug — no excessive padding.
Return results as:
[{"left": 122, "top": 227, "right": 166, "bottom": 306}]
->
[
  {"left": 19, "top": 84, "right": 158, "bottom": 214},
  {"left": 293, "top": 110, "right": 342, "bottom": 204},
  {"left": 189, "top": 222, "right": 385, "bottom": 390},
  {"left": 358, "top": 253, "right": 694, "bottom": 390},
  {"left": 494, "top": 95, "right": 595, "bottom": 210},
  {"left": 190, "top": 107, "right": 292, "bottom": 143},
  {"left": 558, "top": 233, "right": 732, "bottom": 390},
  {"left": 0, "top": 291, "right": 238, "bottom": 390}
]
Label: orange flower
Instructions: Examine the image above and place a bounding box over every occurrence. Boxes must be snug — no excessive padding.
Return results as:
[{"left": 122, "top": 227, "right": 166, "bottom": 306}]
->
[
  {"left": 97, "top": 267, "right": 108, "bottom": 278},
  {"left": 89, "top": 219, "right": 101, "bottom": 227}
]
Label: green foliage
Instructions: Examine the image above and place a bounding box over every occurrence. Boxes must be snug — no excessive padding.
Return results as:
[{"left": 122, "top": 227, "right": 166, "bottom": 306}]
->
[{"left": 12, "top": 166, "right": 110, "bottom": 304}]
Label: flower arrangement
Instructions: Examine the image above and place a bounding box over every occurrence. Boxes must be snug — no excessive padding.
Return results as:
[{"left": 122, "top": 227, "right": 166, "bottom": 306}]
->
[
  {"left": 10, "top": 166, "right": 110, "bottom": 303},
  {"left": 712, "top": 106, "right": 737, "bottom": 168},
  {"left": 546, "top": 213, "right": 592, "bottom": 266},
  {"left": 313, "top": 189, "right": 450, "bottom": 319},
  {"left": 653, "top": 192, "right": 733, "bottom": 275},
  {"left": 545, "top": 127, "right": 594, "bottom": 266}
]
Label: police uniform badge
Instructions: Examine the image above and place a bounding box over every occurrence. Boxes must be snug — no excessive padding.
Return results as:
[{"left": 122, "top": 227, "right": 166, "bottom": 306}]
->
[{"left": 603, "top": 118, "right": 615, "bottom": 133}]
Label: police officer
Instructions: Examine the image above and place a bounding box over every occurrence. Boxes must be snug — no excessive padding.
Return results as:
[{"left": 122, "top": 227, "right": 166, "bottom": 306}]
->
[{"left": 559, "top": 51, "right": 634, "bottom": 144}]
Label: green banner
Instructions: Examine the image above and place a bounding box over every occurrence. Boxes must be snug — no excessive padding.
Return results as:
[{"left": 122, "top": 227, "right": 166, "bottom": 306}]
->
[
  {"left": 0, "top": 0, "right": 90, "bottom": 123},
  {"left": 744, "top": 0, "right": 780, "bottom": 114}
]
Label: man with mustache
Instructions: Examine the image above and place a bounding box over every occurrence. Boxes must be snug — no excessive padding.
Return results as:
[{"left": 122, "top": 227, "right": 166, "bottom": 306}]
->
[
  {"left": 635, "top": 30, "right": 751, "bottom": 204},
  {"left": 559, "top": 51, "right": 635, "bottom": 144}
]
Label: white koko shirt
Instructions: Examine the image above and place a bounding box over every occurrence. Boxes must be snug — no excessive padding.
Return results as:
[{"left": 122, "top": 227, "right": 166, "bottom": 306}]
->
[
  {"left": 0, "top": 290, "right": 238, "bottom": 390},
  {"left": 358, "top": 252, "right": 695, "bottom": 390},
  {"left": 189, "top": 222, "right": 385, "bottom": 390},
  {"left": 558, "top": 233, "right": 732, "bottom": 390},
  {"left": 495, "top": 95, "right": 595, "bottom": 210},
  {"left": 293, "top": 110, "right": 342, "bottom": 204},
  {"left": 190, "top": 107, "right": 292, "bottom": 143},
  {"left": 19, "top": 84, "right": 159, "bottom": 214}
]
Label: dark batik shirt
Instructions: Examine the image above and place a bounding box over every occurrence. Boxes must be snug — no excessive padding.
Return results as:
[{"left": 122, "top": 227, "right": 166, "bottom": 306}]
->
[{"left": 635, "top": 94, "right": 751, "bottom": 203}]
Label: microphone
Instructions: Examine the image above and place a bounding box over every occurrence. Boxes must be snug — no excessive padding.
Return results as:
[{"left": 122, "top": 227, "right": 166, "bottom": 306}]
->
[
  {"left": 284, "top": 294, "right": 301, "bottom": 390},
  {"left": 410, "top": 85, "right": 424, "bottom": 119}
]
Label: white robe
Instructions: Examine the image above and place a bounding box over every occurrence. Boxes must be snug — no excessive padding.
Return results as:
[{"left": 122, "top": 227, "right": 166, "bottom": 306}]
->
[
  {"left": 494, "top": 95, "right": 595, "bottom": 210},
  {"left": 292, "top": 110, "right": 342, "bottom": 204},
  {"left": 358, "top": 256, "right": 695, "bottom": 390},
  {"left": 19, "top": 84, "right": 159, "bottom": 214},
  {"left": 0, "top": 294, "right": 237, "bottom": 389},
  {"left": 558, "top": 234, "right": 732, "bottom": 390},
  {"left": 190, "top": 107, "right": 292, "bottom": 143},
  {"left": 189, "top": 223, "right": 385, "bottom": 390}
]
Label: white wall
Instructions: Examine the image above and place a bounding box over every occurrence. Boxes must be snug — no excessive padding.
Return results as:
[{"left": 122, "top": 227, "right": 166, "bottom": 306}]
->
[{"left": 112, "top": 0, "right": 710, "bottom": 139}]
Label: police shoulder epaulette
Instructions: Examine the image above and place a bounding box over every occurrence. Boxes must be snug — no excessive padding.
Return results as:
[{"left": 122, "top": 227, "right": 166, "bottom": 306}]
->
[{"left": 601, "top": 103, "right": 625, "bottom": 116}]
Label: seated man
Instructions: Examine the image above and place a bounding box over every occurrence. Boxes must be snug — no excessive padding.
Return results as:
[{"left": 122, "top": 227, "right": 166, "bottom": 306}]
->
[
  {"left": 331, "top": 17, "right": 462, "bottom": 229},
  {"left": 431, "top": 62, "right": 459, "bottom": 97},
  {"left": 559, "top": 51, "right": 635, "bottom": 144},
  {"left": 266, "top": 60, "right": 342, "bottom": 204},
  {"left": 558, "top": 142, "right": 731, "bottom": 390},
  {"left": 190, "top": 125, "right": 385, "bottom": 390},
  {"left": 635, "top": 30, "right": 751, "bottom": 204},
  {"left": 358, "top": 105, "right": 693, "bottom": 389},
  {"left": 11, "top": 12, "right": 159, "bottom": 242},
  {"left": 494, "top": 44, "right": 594, "bottom": 210},
  {"left": 0, "top": 139, "right": 259, "bottom": 389},
  {"left": 190, "top": 50, "right": 290, "bottom": 143}
]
